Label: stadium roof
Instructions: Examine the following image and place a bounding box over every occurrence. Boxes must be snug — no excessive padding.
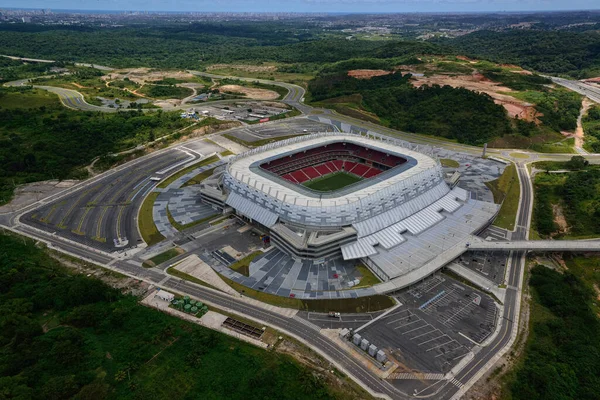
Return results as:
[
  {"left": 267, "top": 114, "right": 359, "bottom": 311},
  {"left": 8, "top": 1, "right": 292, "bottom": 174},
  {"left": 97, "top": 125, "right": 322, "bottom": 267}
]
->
[{"left": 226, "top": 133, "right": 439, "bottom": 208}]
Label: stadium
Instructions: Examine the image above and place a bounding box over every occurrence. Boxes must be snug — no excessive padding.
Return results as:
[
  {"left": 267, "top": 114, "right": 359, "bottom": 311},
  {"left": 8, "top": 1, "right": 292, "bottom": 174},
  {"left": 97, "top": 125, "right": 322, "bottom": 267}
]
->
[{"left": 200, "top": 132, "right": 499, "bottom": 294}]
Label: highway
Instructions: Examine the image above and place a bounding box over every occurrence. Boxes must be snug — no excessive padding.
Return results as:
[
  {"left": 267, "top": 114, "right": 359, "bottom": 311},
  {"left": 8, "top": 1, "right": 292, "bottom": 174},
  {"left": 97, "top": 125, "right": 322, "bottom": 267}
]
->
[{"left": 551, "top": 76, "right": 600, "bottom": 104}]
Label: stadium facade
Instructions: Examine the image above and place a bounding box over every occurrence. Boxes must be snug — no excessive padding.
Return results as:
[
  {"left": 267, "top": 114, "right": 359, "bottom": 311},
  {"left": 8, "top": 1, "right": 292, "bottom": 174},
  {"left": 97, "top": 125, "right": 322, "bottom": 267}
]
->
[{"left": 200, "top": 132, "right": 498, "bottom": 283}]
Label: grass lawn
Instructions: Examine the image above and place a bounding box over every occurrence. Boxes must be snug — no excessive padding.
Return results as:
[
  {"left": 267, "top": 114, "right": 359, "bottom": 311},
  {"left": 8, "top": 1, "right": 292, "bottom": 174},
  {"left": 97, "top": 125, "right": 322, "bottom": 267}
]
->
[
  {"left": 486, "top": 163, "right": 520, "bottom": 231},
  {"left": 530, "top": 138, "right": 576, "bottom": 154},
  {"left": 303, "top": 172, "right": 362, "bottom": 192},
  {"left": 166, "top": 266, "right": 219, "bottom": 291},
  {"left": 228, "top": 251, "right": 263, "bottom": 277},
  {"left": 142, "top": 247, "right": 183, "bottom": 268},
  {"left": 138, "top": 191, "right": 165, "bottom": 246},
  {"left": 138, "top": 84, "right": 194, "bottom": 99},
  {"left": 219, "top": 273, "right": 394, "bottom": 313},
  {"left": 440, "top": 158, "right": 460, "bottom": 168},
  {"left": 181, "top": 167, "right": 216, "bottom": 187},
  {"left": 0, "top": 88, "right": 58, "bottom": 109},
  {"left": 354, "top": 264, "right": 382, "bottom": 288},
  {"left": 157, "top": 155, "right": 219, "bottom": 189}
]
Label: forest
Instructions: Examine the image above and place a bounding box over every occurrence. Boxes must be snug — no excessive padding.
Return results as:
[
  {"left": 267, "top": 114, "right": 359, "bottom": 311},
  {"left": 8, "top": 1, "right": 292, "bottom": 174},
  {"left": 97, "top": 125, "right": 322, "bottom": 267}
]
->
[
  {"left": 1, "top": 21, "right": 599, "bottom": 78},
  {"left": 0, "top": 233, "right": 346, "bottom": 400},
  {"left": 507, "top": 265, "right": 600, "bottom": 400},
  {"left": 532, "top": 159, "right": 600, "bottom": 238},
  {"left": 308, "top": 72, "right": 511, "bottom": 145},
  {"left": 445, "top": 30, "right": 600, "bottom": 78},
  {"left": 583, "top": 106, "right": 600, "bottom": 152},
  {"left": 0, "top": 87, "right": 194, "bottom": 204}
]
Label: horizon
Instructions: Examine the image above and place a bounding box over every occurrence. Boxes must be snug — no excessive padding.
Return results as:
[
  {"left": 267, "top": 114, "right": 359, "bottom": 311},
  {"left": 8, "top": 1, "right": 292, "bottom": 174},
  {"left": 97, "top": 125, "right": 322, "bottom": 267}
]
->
[{"left": 2, "top": 1, "right": 600, "bottom": 14}]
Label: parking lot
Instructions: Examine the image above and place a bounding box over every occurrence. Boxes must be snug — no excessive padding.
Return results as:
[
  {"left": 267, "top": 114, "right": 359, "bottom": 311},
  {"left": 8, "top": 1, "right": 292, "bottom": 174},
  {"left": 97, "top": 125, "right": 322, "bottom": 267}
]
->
[
  {"left": 185, "top": 101, "right": 291, "bottom": 122},
  {"left": 22, "top": 149, "right": 194, "bottom": 251},
  {"left": 226, "top": 117, "right": 332, "bottom": 143},
  {"left": 358, "top": 274, "right": 497, "bottom": 374},
  {"left": 456, "top": 226, "right": 510, "bottom": 284}
]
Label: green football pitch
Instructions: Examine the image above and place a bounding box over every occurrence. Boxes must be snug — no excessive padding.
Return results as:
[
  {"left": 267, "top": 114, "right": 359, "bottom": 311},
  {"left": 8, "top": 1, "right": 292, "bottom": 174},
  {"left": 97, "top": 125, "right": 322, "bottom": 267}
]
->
[{"left": 303, "top": 172, "right": 362, "bottom": 192}]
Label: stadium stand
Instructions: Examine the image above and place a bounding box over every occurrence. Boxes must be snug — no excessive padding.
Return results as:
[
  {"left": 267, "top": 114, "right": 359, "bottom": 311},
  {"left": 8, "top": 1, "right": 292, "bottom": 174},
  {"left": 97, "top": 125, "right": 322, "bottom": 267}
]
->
[{"left": 260, "top": 141, "right": 405, "bottom": 184}]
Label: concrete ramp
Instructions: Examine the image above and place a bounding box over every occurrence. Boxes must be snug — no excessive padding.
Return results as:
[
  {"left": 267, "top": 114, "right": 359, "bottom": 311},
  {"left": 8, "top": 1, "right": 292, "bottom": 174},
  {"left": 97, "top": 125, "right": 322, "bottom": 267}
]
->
[{"left": 173, "top": 255, "right": 239, "bottom": 296}]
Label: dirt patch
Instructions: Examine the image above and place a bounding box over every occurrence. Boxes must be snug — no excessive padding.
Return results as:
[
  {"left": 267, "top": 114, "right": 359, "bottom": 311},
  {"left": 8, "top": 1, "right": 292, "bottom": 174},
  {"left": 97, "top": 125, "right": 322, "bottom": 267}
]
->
[
  {"left": 71, "top": 82, "right": 88, "bottom": 89},
  {"left": 347, "top": 69, "right": 392, "bottom": 79},
  {"left": 552, "top": 204, "right": 570, "bottom": 235},
  {"left": 0, "top": 179, "right": 80, "bottom": 213},
  {"left": 217, "top": 84, "right": 279, "bottom": 100},
  {"left": 412, "top": 73, "right": 542, "bottom": 123},
  {"left": 575, "top": 98, "right": 593, "bottom": 149},
  {"left": 183, "top": 122, "right": 241, "bottom": 139},
  {"left": 457, "top": 55, "right": 478, "bottom": 64},
  {"left": 594, "top": 284, "right": 600, "bottom": 302},
  {"left": 510, "top": 69, "right": 533, "bottom": 75},
  {"left": 207, "top": 64, "right": 277, "bottom": 73},
  {"left": 154, "top": 99, "right": 183, "bottom": 109},
  {"left": 102, "top": 69, "right": 196, "bottom": 85}
]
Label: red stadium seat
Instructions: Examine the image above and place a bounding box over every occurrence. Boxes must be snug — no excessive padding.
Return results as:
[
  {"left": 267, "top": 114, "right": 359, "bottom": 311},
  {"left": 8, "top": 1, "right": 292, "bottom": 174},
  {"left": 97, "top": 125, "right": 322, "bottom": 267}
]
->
[
  {"left": 315, "top": 164, "right": 330, "bottom": 176},
  {"left": 303, "top": 166, "right": 320, "bottom": 179}
]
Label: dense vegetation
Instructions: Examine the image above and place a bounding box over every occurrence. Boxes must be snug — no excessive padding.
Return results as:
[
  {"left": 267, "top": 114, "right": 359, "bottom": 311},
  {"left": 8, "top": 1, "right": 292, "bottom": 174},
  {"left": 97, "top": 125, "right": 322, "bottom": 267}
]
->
[
  {"left": 583, "top": 106, "right": 600, "bottom": 152},
  {"left": 309, "top": 72, "right": 511, "bottom": 145},
  {"left": 0, "top": 24, "right": 392, "bottom": 69},
  {"left": 0, "top": 234, "right": 344, "bottom": 399},
  {"left": 446, "top": 30, "right": 600, "bottom": 78},
  {"left": 507, "top": 265, "right": 600, "bottom": 400},
  {"left": 511, "top": 88, "right": 582, "bottom": 132},
  {"left": 532, "top": 158, "right": 600, "bottom": 238},
  {"left": 139, "top": 84, "right": 193, "bottom": 99},
  {"left": 0, "top": 56, "right": 55, "bottom": 83},
  {"left": 0, "top": 87, "right": 193, "bottom": 203}
]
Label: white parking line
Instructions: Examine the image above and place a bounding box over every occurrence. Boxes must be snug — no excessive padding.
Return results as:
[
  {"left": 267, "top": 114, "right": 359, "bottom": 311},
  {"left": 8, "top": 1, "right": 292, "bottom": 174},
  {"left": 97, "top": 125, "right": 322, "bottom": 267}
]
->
[
  {"left": 394, "top": 319, "right": 422, "bottom": 330},
  {"left": 426, "top": 339, "right": 455, "bottom": 352},
  {"left": 418, "top": 334, "right": 446, "bottom": 346},
  {"left": 403, "top": 323, "right": 430, "bottom": 334},
  {"left": 386, "top": 314, "right": 413, "bottom": 325},
  {"left": 410, "top": 328, "right": 438, "bottom": 340}
]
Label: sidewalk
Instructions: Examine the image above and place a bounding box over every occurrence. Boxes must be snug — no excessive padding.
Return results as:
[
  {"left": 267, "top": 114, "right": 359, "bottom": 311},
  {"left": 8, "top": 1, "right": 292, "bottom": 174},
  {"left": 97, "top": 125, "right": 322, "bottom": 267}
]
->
[{"left": 142, "top": 290, "right": 268, "bottom": 349}]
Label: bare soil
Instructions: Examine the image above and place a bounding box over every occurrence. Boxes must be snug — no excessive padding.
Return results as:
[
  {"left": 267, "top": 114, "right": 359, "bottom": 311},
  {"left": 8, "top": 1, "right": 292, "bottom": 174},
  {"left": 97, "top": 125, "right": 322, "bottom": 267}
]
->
[
  {"left": 575, "top": 98, "right": 593, "bottom": 149},
  {"left": 456, "top": 55, "right": 478, "bottom": 64},
  {"left": 0, "top": 179, "right": 79, "bottom": 213},
  {"left": 412, "top": 73, "right": 542, "bottom": 123},
  {"left": 217, "top": 84, "right": 279, "bottom": 100},
  {"left": 102, "top": 68, "right": 197, "bottom": 85},
  {"left": 207, "top": 64, "right": 277, "bottom": 73},
  {"left": 552, "top": 204, "right": 570, "bottom": 235},
  {"left": 347, "top": 69, "right": 392, "bottom": 79}
]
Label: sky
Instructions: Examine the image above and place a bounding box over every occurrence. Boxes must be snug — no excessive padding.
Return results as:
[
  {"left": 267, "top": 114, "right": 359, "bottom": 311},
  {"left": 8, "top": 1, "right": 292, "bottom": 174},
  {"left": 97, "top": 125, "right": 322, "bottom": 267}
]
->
[{"left": 1, "top": 0, "right": 599, "bottom": 13}]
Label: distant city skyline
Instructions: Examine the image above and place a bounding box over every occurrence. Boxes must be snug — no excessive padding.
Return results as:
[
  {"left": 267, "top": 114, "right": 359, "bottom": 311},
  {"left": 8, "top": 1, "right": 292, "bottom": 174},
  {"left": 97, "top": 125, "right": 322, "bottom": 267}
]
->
[{"left": 1, "top": 0, "right": 599, "bottom": 13}]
